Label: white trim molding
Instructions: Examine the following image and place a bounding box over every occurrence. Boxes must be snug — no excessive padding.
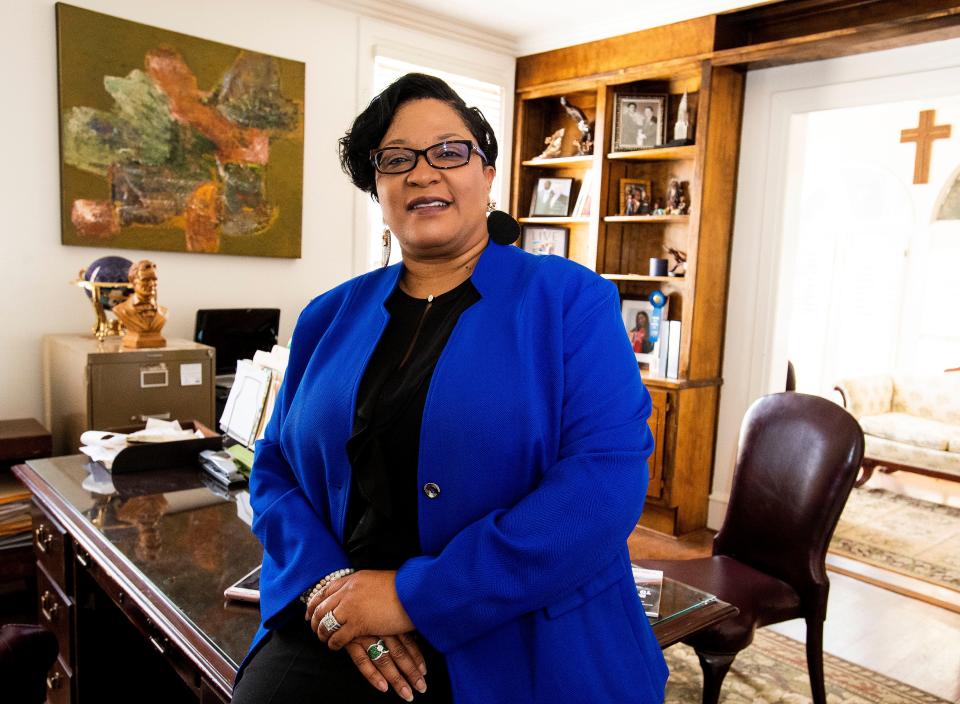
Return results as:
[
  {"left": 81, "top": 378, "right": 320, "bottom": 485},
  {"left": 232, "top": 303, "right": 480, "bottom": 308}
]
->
[{"left": 317, "top": 0, "right": 518, "bottom": 55}]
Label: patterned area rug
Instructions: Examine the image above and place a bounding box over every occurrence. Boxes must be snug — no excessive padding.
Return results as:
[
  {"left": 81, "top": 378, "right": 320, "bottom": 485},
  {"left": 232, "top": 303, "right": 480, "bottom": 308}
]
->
[
  {"left": 664, "top": 630, "right": 950, "bottom": 703},
  {"left": 830, "top": 487, "right": 960, "bottom": 593}
]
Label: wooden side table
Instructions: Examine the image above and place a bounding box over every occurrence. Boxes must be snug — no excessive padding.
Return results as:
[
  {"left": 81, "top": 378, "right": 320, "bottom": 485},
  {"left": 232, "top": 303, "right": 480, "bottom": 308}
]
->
[{"left": 0, "top": 418, "right": 53, "bottom": 625}]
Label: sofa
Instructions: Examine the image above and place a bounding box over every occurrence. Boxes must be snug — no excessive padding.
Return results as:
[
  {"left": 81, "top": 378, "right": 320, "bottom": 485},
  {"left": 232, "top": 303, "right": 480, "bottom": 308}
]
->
[{"left": 834, "top": 373, "right": 960, "bottom": 485}]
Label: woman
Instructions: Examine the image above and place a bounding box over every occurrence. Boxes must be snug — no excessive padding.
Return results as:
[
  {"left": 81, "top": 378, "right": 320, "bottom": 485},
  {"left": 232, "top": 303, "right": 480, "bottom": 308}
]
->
[{"left": 233, "top": 73, "right": 668, "bottom": 703}]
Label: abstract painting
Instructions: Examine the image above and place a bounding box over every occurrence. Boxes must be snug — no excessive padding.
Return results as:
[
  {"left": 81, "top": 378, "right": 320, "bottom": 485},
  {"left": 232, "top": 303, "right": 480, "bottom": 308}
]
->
[{"left": 56, "top": 3, "right": 304, "bottom": 257}]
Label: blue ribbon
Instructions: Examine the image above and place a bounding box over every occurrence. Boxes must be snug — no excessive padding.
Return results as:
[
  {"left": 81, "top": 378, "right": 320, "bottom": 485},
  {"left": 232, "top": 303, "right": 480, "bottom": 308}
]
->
[{"left": 648, "top": 290, "right": 667, "bottom": 343}]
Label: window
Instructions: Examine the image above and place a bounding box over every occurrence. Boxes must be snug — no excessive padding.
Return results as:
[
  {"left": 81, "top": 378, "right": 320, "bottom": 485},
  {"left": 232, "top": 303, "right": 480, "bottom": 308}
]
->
[{"left": 364, "top": 55, "right": 507, "bottom": 270}]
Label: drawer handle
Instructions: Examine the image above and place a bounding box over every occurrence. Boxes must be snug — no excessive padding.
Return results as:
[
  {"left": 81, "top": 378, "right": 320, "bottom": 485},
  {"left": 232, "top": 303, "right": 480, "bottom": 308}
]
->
[
  {"left": 47, "top": 671, "right": 63, "bottom": 690},
  {"left": 76, "top": 551, "right": 89, "bottom": 568},
  {"left": 35, "top": 525, "right": 53, "bottom": 554},
  {"left": 40, "top": 591, "right": 60, "bottom": 621},
  {"left": 149, "top": 635, "right": 166, "bottom": 655}
]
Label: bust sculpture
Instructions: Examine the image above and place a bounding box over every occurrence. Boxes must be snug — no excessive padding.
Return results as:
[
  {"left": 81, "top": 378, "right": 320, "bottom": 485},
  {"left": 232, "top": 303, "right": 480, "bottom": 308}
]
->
[{"left": 112, "top": 259, "right": 168, "bottom": 348}]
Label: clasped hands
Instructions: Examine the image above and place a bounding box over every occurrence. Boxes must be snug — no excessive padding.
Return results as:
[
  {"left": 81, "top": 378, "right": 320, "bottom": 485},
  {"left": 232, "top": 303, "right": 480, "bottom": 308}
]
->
[{"left": 305, "top": 570, "right": 425, "bottom": 701}]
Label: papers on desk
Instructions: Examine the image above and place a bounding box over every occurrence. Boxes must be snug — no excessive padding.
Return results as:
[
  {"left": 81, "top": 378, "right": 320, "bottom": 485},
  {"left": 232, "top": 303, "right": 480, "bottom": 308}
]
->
[
  {"left": 79, "top": 419, "right": 203, "bottom": 469},
  {"left": 219, "top": 346, "right": 289, "bottom": 449},
  {"left": 0, "top": 475, "right": 31, "bottom": 549}
]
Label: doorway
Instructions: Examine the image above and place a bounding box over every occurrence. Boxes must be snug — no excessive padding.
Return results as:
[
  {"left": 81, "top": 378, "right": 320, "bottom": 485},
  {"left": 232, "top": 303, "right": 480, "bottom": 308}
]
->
[{"left": 712, "top": 36, "right": 960, "bottom": 607}]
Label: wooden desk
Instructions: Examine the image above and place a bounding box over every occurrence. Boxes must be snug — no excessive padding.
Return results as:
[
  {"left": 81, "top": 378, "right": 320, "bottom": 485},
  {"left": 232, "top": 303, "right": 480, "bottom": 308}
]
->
[{"left": 14, "top": 456, "right": 734, "bottom": 702}]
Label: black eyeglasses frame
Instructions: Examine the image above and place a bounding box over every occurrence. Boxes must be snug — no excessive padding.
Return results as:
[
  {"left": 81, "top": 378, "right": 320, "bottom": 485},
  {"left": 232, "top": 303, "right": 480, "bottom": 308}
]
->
[{"left": 369, "top": 140, "right": 488, "bottom": 175}]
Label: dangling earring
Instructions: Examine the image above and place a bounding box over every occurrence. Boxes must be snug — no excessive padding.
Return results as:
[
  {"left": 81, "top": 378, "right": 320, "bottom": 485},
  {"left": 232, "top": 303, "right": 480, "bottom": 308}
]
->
[
  {"left": 487, "top": 200, "right": 496, "bottom": 213},
  {"left": 381, "top": 227, "right": 392, "bottom": 268}
]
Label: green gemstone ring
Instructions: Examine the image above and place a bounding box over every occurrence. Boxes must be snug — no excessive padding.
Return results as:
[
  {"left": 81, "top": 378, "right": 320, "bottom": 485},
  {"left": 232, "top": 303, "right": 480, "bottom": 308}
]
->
[{"left": 367, "top": 639, "right": 389, "bottom": 661}]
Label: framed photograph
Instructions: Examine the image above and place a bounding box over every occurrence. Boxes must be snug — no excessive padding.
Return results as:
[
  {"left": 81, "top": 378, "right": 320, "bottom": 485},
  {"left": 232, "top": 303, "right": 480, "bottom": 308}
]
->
[
  {"left": 620, "top": 296, "right": 669, "bottom": 368},
  {"left": 613, "top": 95, "right": 667, "bottom": 151},
  {"left": 619, "top": 178, "right": 652, "bottom": 216},
  {"left": 529, "top": 177, "right": 573, "bottom": 217},
  {"left": 520, "top": 225, "right": 570, "bottom": 257}
]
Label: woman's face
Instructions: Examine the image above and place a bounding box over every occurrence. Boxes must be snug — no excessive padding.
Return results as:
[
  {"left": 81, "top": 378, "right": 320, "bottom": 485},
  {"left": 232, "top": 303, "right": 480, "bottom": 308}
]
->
[{"left": 375, "top": 98, "right": 495, "bottom": 261}]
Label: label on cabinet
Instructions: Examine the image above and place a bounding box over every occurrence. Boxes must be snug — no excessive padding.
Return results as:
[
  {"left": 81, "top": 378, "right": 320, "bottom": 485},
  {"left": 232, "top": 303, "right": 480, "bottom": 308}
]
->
[{"left": 180, "top": 363, "right": 203, "bottom": 386}]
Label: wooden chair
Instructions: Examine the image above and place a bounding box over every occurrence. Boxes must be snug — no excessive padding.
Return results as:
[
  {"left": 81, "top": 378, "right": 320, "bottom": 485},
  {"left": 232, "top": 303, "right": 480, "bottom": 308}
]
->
[{"left": 641, "top": 392, "right": 864, "bottom": 704}]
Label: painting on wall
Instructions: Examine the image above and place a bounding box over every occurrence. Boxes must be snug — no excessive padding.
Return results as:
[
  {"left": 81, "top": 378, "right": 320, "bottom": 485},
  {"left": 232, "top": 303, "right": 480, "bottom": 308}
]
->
[{"left": 56, "top": 3, "right": 305, "bottom": 258}]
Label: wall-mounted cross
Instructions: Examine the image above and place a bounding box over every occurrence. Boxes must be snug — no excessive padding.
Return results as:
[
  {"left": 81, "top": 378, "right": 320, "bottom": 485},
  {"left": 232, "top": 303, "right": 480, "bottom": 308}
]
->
[{"left": 900, "top": 109, "right": 951, "bottom": 184}]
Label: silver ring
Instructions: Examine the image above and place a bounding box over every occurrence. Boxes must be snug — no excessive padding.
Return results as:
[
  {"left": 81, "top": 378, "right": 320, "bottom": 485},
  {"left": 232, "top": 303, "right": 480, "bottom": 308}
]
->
[
  {"left": 320, "top": 610, "right": 342, "bottom": 634},
  {"left": 367, "top": 639, "right": 389, "bottom": 661}
]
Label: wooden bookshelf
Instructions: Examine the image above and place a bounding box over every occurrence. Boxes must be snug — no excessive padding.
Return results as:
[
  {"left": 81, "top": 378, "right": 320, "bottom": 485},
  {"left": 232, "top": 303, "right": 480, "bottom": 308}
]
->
[
  {"left": 512, "top": 29, "right": 742, "bottom": 537},
  {"left": 604, "top": 215, "right": 690, "bottom": 223},
  {"left": 601, "top": 274, "right": 686, "bottom": 284},
  {"left": 511, "top": 0, "right": 960, "bottom": 537},
  {"left": 521, "top": 155, "right": 595, "bottom": 168},
  {"left": 607, "top": 145, "right": 698, "bottom": 161},
  {"left": 518, "top": 217, "right": 591, "bottom": 224}
]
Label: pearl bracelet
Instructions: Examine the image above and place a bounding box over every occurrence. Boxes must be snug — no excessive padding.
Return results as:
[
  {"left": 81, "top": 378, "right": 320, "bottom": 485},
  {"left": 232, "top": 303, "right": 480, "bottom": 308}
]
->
[{"left": 300, "top": 568, "right": 355, "bottom": 604}]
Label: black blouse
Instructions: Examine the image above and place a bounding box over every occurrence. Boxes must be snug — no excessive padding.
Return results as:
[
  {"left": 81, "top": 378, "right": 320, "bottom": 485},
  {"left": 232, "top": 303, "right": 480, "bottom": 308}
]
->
[{"left": 343, "top": 278, "right": 480, "bottom": 570}]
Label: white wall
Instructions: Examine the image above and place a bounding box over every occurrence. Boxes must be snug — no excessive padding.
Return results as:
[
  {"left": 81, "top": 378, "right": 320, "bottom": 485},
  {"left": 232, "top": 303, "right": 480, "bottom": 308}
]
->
[
  {"left": 709, "top": 36, "right": 960, "bottom": 529},
  {"left": 0, "top": 0, "right": 515, "bottom": 421}
]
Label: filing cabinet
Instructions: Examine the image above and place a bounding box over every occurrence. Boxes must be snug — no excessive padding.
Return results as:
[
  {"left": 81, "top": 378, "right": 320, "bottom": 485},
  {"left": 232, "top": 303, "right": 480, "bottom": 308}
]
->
[{"left": 42, "top": 335, "right": 215, "bottom": 455}]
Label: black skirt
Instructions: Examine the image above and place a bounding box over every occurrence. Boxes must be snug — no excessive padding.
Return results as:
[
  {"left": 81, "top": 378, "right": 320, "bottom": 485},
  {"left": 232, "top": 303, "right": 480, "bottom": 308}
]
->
[{"left": 232, "top": 613, "right": 453, "bottom": 703}]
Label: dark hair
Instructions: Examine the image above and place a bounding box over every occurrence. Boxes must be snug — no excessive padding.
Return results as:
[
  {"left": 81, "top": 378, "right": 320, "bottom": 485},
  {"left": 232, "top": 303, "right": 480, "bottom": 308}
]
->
[{"left": 338, "top": 73, "right": 498, "bottom": 201}]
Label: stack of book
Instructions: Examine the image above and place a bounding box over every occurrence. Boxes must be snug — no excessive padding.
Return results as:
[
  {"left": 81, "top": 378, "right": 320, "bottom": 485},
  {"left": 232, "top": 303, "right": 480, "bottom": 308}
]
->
[
  {"left": 0, "top": 474, "right": 32, "bottom": 550},
  {"left": 648, "top": 320, "right": 682, "bottom": 379}
]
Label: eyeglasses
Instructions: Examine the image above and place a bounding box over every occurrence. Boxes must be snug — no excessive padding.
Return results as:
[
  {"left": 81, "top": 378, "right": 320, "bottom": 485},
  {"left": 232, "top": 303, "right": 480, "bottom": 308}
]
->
[{"left": 370, "top": 140, "right": 487, "bottom": 174}]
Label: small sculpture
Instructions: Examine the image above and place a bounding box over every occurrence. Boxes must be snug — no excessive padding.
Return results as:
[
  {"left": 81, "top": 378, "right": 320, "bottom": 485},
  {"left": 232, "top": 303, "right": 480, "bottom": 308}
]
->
[
  {"left": 112, "top": 259, "right": 168, "bottom": 348},
  {"left": 652, "top": 200, "right": 664, "bottom": 216},
  {"left": 560, "top": 96, "right": 593, "bottom": 155},
  {"left": 665, "top": 246, "right": 687, "bottom": 277},
  {"left": 536, "top": 128, "right": 565, "bottom": 160},
  {"left": 678, "top": 196, "right": 689, "bottom": 215},
  {"left": 674, "top": 92, "right": 690, "bottom": 142}
]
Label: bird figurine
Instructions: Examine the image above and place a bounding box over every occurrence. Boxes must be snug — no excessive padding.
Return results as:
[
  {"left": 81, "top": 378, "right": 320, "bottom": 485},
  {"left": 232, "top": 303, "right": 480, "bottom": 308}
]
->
[{"left": 560, "top": 96, "right": 594, "bottom": 155}]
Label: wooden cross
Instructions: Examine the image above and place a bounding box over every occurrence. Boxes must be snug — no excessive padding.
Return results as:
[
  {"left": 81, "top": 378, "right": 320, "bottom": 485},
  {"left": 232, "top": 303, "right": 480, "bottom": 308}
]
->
[{"left": 900, "top": 109, "right": 951, "bottom": 184}]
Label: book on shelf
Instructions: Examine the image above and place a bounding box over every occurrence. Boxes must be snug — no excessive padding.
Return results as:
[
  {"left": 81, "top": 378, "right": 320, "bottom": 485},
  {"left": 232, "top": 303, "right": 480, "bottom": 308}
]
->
[
  {"left": 572, "top": 169, "right": 594, "bottom": 218},
  {"left": 666, "top": 320, "right": 682, "bottom": 380}
]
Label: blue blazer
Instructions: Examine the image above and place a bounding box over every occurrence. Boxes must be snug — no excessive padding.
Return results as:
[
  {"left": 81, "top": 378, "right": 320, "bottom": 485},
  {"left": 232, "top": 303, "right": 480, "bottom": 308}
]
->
[{"left": 243, "top": 241, "right": 668, "bottom": 703}]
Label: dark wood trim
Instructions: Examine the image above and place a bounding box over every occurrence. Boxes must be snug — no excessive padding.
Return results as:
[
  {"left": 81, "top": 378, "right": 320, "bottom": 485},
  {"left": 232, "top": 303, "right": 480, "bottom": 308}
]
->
[{"left": 12, "top": 463, "right": 237, "bottom": 701}]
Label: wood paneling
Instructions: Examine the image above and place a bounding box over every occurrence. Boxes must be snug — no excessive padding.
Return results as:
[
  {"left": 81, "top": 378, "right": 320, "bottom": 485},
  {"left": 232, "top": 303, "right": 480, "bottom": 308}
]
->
[{"left": 516, "top": 17, "right": 716, "bottom": 91}]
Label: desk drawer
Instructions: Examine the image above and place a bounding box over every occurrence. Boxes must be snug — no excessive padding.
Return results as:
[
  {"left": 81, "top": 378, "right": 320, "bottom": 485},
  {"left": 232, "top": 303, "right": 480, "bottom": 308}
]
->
[
  {"left": 89, "top": 356, "right": 214, "bottom": 430},
  {"left": 32, "top": 502, "right": 70, "bottom": 586},
  {"left": 37, "top": 562, "right": 74, "bottom": 667},
  {"left": 79, "top": 547, "right": 202, "bottom": 698},
  {"left": 46, "top": 654, "right": 74, "bottom": 704}
]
